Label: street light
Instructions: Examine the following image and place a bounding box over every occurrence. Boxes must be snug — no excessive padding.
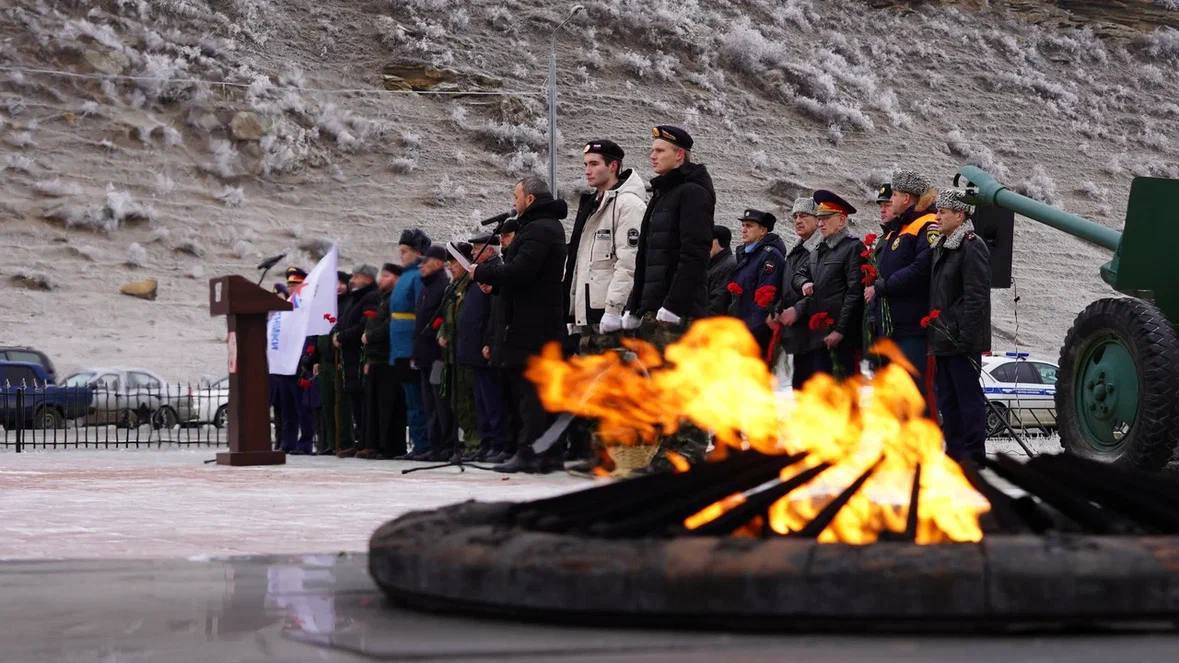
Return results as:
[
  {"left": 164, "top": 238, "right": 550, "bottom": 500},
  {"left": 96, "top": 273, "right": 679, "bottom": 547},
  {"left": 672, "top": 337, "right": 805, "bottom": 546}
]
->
[{"left": 547, "top": 4, "right": 584, "bottom": 197}]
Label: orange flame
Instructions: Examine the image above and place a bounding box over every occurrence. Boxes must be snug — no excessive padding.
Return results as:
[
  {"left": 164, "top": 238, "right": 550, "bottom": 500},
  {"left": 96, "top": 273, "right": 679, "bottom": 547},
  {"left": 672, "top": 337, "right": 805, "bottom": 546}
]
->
[{"left": 525, "top": 318, "right": 989, "bottom": 544}]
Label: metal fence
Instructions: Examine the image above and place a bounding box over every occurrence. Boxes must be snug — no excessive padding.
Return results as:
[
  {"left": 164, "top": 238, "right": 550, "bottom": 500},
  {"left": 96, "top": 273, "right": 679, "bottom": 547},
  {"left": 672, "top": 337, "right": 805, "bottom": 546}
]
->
[{"left": 1, "top": 381, "right": 233, "bottom": 450}]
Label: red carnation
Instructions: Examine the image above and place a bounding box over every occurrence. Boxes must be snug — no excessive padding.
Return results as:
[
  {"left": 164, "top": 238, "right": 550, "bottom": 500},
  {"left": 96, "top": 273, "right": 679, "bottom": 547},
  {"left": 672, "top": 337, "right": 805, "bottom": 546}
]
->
[
  {"left": 860, "top": 263, "right": 878, "bottom": 286},
  {"left": 323, "top": 313, "right": 337, "bottom": 324},
  {"left": 808, "top": 312, "right": 835, "bottom": 332},
  {"left": 362, "top": 309, "right": 378, "bottom": 319},
  {"left": 920, "top": 308, "right": 942, "bottom": 329},
  {"left": 305, "top": 343, "right": 315, "bottom": 355},
  {"left": 864, "top": 233, "right": 878, "bottom": 247},
  {"left": 859, "top": 249, "right": 871, "bottom": 259},
  {"left": 297, "top": 378, "right": 311, "bottom": 390},
  {"left": 754, "top": 285, "right": 778, "bottom": 308},
  {"left": 431, "top": 317, "right": 444, "bottom": 330},
  {"left": 726, "top": 282, "right": 744, "bottom": 296}
]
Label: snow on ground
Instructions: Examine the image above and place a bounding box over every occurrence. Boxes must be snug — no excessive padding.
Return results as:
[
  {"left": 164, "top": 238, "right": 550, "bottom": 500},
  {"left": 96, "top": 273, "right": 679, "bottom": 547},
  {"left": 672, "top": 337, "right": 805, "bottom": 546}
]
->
[{"left": 0, "top": 448, "right": 587, "bottom": 560}]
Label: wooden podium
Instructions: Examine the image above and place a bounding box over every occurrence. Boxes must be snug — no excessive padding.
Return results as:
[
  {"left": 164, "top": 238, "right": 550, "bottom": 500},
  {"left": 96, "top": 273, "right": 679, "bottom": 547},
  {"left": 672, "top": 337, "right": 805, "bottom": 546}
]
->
[{"left": 209, "top": 275, "right": 293, "bottom": 466}]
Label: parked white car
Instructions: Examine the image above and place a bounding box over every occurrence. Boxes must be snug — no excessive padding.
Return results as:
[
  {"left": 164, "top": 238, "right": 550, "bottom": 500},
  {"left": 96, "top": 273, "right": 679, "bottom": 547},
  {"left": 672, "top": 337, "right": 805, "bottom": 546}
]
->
[
  {"left": 191, "top": 376, "right": 230, "bottom": 428},
  {"left": 980, "top": 352, "right": 1058, "bottom": 436},
  {"left": 62, "top": 368, "right": 188, "bottom": 428}
]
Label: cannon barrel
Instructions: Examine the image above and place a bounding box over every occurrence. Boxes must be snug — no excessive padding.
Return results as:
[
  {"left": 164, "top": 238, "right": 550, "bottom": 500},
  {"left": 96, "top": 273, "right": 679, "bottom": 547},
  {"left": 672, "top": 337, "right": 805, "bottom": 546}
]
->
[{"left": 956, "top": 165, "right": 1122, "bottom": 252}]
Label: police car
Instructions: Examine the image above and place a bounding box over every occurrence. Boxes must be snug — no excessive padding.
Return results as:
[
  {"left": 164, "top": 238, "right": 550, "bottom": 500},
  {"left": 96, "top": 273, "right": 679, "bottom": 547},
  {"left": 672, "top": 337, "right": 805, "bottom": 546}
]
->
[{"left": 980, "top": 352, "right": 1058, "bottom": 437}]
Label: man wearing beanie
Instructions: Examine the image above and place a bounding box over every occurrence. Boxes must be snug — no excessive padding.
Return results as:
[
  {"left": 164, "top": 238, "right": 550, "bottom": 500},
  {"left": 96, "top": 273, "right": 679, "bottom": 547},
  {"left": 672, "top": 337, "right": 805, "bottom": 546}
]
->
[
  {"left": 622, "top": 124, "right": 716, "bottom": 470},
  {"left": 389, "top": 228, "right": 432, "bottom": 458},
  {"left": 929, "top": 189, "right": 991, "bottom": 463},
  {"left": 470, "top": 176, "right": 568, "bottom": 474},
  {"left": 726, "top": 208, "right": 787, "bottom": 356},
  {"left": 333, "top": 265, "right": 380, "bottom": 454},
  {"left": 411, "top": 244, "right": 455, "bottom": 461},
  {"left": 707, "top": 225, "right": 737, "bottom": 316},
  {"left": 352, "top": 263, "right": 406, "bottom": 459},
  {"left": 865, "top": 170, "right": 940, "bottom": 408},
  {"left": 564, "top": 140, "right": 647, "bottom": 346},
  {"left": 773, "top": 197, "right": 823, "bottom": 388}
]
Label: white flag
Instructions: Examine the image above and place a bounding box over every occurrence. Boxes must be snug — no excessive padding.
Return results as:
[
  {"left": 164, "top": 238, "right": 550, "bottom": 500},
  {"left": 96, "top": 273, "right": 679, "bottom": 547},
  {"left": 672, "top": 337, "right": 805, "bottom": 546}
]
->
[{"left": 266, "top": 245, "right": 339, "bottom": 375}]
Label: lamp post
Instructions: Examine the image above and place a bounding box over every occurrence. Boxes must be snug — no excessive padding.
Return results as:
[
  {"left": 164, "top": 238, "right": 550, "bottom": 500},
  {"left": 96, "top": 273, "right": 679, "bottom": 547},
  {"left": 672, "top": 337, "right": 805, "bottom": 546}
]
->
[{"left": 547, "top": 5, "right": 584, "bottom": 197}]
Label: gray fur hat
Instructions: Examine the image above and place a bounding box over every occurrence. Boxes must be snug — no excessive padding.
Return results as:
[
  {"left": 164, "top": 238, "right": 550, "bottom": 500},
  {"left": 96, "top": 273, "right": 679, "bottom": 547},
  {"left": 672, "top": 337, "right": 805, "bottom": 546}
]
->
[
  {"left": 891, "top": 170, "right": 931, "bottom": 197},
  {"left": 935, "top": 188, "right": 973, "bottom": 214},
  {"left": 353, "top": 263, "right": 378, "bottom": 279},
  {"left": 790, "top": 196, "right": 817, "bottom": 216}
]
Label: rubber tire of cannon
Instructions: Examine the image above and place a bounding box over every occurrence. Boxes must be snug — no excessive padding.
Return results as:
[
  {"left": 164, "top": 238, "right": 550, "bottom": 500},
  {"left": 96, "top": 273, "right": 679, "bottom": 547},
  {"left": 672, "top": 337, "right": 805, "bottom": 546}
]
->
[{"left": 1056, "top": 297, "right": 1179, "bottom": 471}]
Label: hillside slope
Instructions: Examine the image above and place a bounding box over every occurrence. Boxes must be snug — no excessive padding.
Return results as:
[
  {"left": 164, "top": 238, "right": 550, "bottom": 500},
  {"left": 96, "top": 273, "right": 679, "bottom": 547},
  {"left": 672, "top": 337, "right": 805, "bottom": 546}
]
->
[{"left": 1, "top": 0, "right": 1177, "bottom": 379}]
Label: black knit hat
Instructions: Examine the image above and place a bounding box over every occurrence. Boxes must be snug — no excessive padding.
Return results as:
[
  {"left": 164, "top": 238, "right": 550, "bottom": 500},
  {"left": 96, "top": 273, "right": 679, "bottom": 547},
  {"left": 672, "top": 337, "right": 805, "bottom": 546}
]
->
[
  {"left": 712, "top": 225, "right": 732, "bottom": 249},
  {"left": 445, "top": 241, "right": 473, "bottom": 263},
  {"left": 380, "top": 262, "right": 403, "bottom": 276},
  {"left": 500, "top": 218, "right": 520, "bottom": 234},
  {"left": 336, "top": 270, "right": 350, "bottom": 284},
  {"left": 424, "top": 244, "right": 448, "bottom": 261}
]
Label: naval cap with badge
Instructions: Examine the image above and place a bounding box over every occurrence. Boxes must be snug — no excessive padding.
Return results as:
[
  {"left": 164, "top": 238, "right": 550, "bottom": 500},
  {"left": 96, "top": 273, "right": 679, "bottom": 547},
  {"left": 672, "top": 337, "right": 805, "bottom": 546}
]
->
[
  {"left": 651, "top": 125, "right": 693, "bottom": 151},
  {"left": 812, "top": 190, "right": 857, "bottom": 217},
  {"left": 583, "top": 139, "right": 625, "bottom": 162}
]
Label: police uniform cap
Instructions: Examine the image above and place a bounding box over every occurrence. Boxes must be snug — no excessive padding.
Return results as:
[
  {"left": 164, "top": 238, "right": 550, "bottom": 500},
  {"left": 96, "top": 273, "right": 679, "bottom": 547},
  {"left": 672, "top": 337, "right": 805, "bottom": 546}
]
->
[
  {"left": 739, "top": 208, "right": 776, "bottom": 230},
  {"left": 651, "top": 125, "right": 693, "bottom": 150},
  {"left": 583, "top": 139, "right": 625, "bottom": 161},
  {"left": 875, "top": 182, "right": 892, "bottom": 203},
  {"left": 813, "top": 190, "right": 857, "bottom": 217},
  {"left": 285, "top": 266, "right": 308, "bottom": 284}
]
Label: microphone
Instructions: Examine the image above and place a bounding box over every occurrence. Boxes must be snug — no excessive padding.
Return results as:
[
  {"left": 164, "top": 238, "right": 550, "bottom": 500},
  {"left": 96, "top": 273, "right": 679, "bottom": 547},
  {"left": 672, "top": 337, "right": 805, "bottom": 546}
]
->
[
  {"left": 480, "top": 211, "right": 514, "bottom": 227},
  {"left": 257, "top": 252, "right": 287, "bottom": 271}
]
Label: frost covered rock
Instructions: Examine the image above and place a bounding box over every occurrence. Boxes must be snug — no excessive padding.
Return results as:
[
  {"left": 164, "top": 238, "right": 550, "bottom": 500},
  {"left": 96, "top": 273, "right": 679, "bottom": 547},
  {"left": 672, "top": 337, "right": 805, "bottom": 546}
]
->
[
  {"left": 120, "top": 278, "right": 158, "bottom": 301},
  {"left": 173, "top": 240, "right": 207, "bottom": 258},
  {"left": 230, "top": 112, "right": 266, "bottom": 141},
  {"left": 10, "top": 271, "right": 55, "bottom": 291},
  {"left": 126, "top": 242, "right": 147, "bottom": 268},
  {"left": 82, "top": 48, "right": 130, "bottom": 75}
]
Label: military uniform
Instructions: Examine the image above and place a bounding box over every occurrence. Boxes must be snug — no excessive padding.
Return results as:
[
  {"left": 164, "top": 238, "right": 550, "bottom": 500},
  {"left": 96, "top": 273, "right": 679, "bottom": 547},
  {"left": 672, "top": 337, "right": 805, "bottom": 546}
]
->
[
  {"left": 438, "top": 265, "right": 480, "bottom": 455},
  {"left": 726, "top": 209, "right": 787, "bottom": 358}
]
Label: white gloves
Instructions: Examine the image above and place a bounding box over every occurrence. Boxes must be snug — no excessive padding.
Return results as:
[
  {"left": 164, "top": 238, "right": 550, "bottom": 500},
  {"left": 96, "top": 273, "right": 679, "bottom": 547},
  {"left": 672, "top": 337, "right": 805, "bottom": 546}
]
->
[
  {"left": 566, "top": 323, "right": 579, "bottom": 336},
  {"left": 621, "top": 311, "right": 641, "bottom": 330},
  {"left": 655, "top": 307, "right": 682, "bottom": 325},
  {"left": 599, "top": 312, "right": 623, "bottom": 333}
]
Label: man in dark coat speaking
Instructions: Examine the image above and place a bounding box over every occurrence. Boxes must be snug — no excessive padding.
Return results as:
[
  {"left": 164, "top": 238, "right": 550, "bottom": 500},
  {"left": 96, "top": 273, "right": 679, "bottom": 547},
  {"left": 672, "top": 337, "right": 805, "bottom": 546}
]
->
[{"left": 470, "top": 176, "right": 568, "bottom": 473}]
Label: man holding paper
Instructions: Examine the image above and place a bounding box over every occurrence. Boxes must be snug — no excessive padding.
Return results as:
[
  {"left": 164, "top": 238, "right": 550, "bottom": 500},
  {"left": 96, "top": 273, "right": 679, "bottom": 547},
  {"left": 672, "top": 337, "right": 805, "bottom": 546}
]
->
[{"left": 469, "top": 176, "right": 568, "bottom": 474}]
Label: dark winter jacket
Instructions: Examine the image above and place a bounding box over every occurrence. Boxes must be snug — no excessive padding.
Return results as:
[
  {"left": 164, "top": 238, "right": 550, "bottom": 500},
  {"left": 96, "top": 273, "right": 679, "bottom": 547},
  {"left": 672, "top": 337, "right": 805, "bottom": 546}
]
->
[
  {"left": 412, "top": 268, "right": 448, "bottom": 368},
  {"left": 777, "top": 234, "right": 820, "bottom": 354},
  {"left": 626, "top": 163, "right": 715, "bottom": 319},
  {"left": 362, "top": 286, "right": 393, "bottom": 365},
  {"left": 872, "top": 205, "right": 939, "bottom": 337},
  {"left": 791, "top": 230, "right": 866, "bottom": 352},
  {"left": 706, "top": 247, "right": 737, "bottom": 316},
  {"left": 473, "top": 196, "right": 568, "bottom": 367},
  {"left": 479, "top": 256, "right": 508, "bottom": 365},
  {"left": 929, "top": 222, "right": 991, "bottom": 356},
  {"left": 336, "top": 282, "right": 379, "bottom": 390},
  {"left": 727, "top": 234, "right": 787, "bottom": 334},
  {"left": 458, "top": 269, "right": 494, "bottom": 367}
]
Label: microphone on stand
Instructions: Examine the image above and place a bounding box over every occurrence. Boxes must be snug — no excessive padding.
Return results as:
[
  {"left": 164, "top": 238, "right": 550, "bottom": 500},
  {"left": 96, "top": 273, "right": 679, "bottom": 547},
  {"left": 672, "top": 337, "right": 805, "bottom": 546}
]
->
[{"left": 480, "top": 211, "right": 515, "bottom": 227}]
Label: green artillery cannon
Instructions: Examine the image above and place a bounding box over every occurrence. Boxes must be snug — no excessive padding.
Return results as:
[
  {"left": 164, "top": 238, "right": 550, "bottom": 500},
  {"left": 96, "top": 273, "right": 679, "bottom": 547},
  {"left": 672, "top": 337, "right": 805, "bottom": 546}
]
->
[{"left": 956, "top": 165, "right": 1179, "bottom": 471}]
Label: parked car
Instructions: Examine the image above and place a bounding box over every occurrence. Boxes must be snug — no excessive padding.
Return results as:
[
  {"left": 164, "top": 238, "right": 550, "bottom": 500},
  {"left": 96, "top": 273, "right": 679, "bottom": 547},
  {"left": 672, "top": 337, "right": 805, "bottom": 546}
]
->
[
  {"left": 61, "top": 368, "right": 189, "bottom": 429},
  {"left": 0, "top": 346, "right": 57, "bottom": 384},
  {"left": 981, "top": 352, "right": 1058, "bottom": 436},
  {"left": 190, "top": 376, "right": 229, "bottom": 428},
  {"left": 0, "top": 361, "right": 91, "bottom": 429}
]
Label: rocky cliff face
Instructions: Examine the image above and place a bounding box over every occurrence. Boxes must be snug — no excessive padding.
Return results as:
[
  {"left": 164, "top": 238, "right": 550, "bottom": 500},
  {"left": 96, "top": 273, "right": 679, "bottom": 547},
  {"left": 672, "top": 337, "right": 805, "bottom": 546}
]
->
[{"left": 0, "top": 0, "right": 1176, "bottom": 378}]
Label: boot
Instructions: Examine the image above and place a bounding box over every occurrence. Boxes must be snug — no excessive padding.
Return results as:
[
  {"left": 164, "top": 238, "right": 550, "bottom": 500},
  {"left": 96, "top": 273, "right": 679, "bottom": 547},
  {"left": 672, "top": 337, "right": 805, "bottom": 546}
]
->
[
  {"left": 336, "top": 447, "right": 358, "bottom": 458},
  {"left": 492, "top": 447, "right": 537, "bottom": 473}
]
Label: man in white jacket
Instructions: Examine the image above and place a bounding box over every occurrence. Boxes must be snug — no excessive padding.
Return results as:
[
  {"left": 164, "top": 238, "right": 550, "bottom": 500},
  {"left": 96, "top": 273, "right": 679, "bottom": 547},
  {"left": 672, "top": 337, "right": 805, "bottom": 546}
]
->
[{"left": 563, "top": 139, "right": 648, "bottom": 350}]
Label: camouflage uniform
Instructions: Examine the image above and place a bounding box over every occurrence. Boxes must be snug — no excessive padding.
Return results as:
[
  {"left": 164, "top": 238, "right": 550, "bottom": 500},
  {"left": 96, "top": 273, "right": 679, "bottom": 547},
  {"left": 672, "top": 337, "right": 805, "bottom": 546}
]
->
[
  {"left": 439, "top": 276, "right": 480, "bottom": 451},
  {"left": 635, "top": 313, "right": 710, "bottom": 468},
  {"left": 312, "top": 334, "right": 352, "bottom": 452}
]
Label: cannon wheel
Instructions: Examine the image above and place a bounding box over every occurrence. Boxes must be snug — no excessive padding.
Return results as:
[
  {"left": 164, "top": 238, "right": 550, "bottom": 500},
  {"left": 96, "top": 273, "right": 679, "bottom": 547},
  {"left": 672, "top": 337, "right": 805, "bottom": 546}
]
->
[{"left": 1056, "top": 297, "right": 1179, "bottom": 471}]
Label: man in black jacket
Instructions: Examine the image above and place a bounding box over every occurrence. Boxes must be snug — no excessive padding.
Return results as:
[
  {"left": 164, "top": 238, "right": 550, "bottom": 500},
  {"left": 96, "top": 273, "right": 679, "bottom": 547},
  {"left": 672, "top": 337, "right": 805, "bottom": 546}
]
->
[
  {"left": 471, "top": 176, "right": 568, "bottom": 473},
  {"left": 928, "top": 189, "right": 991, "bottom": 463},
  {"left": 461, "top": 234, "right": 507, "bottom": 462},
  {"left": 783, "top": 190, "right": 865, "bottom": 383},
  {"left": 773, "top": 197, "right": 823, "bottom": 387},
  {"left": 412, "top": 245, "right": 453, "bottom": 461},
  {"left": 334, "top": 264, "right": 379, "bottom": 451},
  {"left": 727, "top": 209, "right": 786, "bottom": 357},
  {"left": 622, "top": 125, "right": 715, "bottom": 469},
  {"left": 707, "top": 225, "right": 737, "bottom": 316},
  {"left": 351, "top": 263, "right": 404, "bottom": 459}
]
